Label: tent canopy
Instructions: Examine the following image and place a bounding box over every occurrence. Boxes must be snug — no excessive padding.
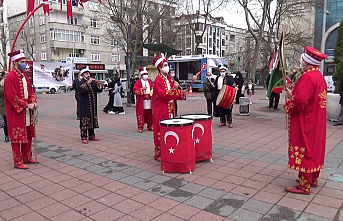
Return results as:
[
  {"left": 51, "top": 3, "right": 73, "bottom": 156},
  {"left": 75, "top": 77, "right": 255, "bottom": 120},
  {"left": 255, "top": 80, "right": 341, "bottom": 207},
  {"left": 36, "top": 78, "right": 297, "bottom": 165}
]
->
[{"left": 143, "top": 43, "right": 182, "bottom": 56}]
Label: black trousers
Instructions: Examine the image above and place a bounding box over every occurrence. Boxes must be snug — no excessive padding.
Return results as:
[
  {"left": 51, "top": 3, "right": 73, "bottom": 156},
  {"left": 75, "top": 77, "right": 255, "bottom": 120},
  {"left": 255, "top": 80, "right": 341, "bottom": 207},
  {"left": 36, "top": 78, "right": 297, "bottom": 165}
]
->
[
  {"left": 218, "top": 106, "right": 232, "bottom": 124},
  {"left": 80, "top": 128, "right": 95, "bottom": 140},
  {"left": 103, "top": 94, "right": 114, "bottom": 112},
  {"left": 206, "top": 99, "right": 212, "bottom": 115},
  {"left": 2, "top": 116, "right": 8, "bottom": 137},
  {"left": 269, "top": 92, "right": 280, "bottom": 109}
]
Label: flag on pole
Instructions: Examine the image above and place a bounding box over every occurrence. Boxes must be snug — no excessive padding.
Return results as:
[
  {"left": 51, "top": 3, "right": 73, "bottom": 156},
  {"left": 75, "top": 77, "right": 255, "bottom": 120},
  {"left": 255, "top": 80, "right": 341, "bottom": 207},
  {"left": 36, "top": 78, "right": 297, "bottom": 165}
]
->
[
  {"left": 67, "top": 0, "right": 73, "bottom": 20},
  {"left": 43, "top": 0, "right": 49, "bottom": 15},
  {"left": 267, "top": 31, "right": 290, "bottom": 98},
  {"left": 27, "top": 0, "right": 35, "bottom": 16}
]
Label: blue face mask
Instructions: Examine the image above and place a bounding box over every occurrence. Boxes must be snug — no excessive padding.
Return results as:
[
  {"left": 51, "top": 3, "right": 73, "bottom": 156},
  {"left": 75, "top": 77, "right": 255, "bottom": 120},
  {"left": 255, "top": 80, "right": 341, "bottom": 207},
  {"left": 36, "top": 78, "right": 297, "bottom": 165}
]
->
[{"left": 18, "top": 62, "right": 27, "bottom": 70}]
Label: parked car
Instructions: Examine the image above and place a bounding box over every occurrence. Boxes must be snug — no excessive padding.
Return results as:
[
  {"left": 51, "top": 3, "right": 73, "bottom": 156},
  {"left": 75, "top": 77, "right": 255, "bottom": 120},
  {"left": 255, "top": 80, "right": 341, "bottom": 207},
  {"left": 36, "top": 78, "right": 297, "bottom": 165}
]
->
[{"left": 34, "top": 86, "right": 60, "bottom": 94}]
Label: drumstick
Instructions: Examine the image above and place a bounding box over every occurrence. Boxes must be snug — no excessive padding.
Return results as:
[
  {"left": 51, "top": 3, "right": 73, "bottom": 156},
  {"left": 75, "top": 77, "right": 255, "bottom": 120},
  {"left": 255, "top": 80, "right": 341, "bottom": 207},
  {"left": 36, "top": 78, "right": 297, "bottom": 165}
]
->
[{"left": 188, "top": 63, "right": 207, "bottom": 89}]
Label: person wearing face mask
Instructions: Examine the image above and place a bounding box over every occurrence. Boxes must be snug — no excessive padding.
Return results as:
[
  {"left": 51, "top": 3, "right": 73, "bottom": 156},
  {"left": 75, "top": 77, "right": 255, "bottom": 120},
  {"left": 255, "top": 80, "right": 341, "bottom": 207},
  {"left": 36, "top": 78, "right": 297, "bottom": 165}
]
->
[
  {"left": 70, "top": 72, "right": 82, "bottom": 119},
  {"left": 76, "top": 67, "right": 103, "bottom": 144},
  {"left": 151, "top": 53, "right": 187, "bottom": 161},
  {"left": 203, "top": 72, "right": 216, "bottom": 115},
  {"left": 4, "top": 50, "right": 37, "bottom": 169},
  {"left": 133, "top": 67, "right": 153, "bottom": 133},
  {"left": 283, "top": 46, "right": 327, "bottom": 195},
  {"left": 169, "top": 67, "right": 180, "bottom": 116},
  {"left": 215, "top": 65, "right": 236, "bottom": 127}
]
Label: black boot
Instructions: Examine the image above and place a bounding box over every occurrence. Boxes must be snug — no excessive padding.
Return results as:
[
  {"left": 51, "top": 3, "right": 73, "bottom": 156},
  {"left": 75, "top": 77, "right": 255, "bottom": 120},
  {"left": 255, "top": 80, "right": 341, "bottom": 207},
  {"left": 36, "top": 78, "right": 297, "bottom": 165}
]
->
[{"left": 5, "top": 136, "right": 10, "bottom": 143}]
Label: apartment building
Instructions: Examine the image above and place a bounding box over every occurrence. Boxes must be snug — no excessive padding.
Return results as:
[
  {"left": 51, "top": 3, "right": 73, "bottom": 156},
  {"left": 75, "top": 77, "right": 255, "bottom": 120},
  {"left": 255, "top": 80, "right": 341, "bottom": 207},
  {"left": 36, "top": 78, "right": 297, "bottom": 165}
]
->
[
  {"left": 7, "top": 0, "right": 125, "bottom": 79},
  {"left": 174, "top": 13, "right": 248, "bottom": 71}
]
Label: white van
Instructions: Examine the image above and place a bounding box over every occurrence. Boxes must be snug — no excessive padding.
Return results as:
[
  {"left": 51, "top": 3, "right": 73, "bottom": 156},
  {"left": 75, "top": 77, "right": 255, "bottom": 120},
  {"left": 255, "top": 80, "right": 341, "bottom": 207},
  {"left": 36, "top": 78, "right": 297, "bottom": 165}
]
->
[{"left": 34, "top": 86, "right": 60, "bottom": 94}]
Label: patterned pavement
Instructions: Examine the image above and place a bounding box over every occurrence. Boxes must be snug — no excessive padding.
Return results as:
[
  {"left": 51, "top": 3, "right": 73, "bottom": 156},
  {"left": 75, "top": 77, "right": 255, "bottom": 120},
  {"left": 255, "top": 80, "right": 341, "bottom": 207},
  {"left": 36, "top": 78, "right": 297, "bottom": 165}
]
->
[{"left": 0, "top": 89, "right": 343, "bottom": 221}]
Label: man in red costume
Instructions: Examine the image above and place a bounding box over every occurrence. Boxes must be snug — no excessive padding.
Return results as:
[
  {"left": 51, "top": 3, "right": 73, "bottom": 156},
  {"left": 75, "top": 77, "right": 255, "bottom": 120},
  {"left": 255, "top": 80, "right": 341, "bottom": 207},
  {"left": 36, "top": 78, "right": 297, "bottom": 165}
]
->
[
  {"left": 133, "top": 67, "right": 153, "bottom": 133},
  {"left": 4, "top": 50, "right": 37, "bottom": 169},
  {"left": 152, "top": 54, "right": 186, "bottom": 161},
  {"left": 284, "top": 46, "right": 327, "bottom": 195}
]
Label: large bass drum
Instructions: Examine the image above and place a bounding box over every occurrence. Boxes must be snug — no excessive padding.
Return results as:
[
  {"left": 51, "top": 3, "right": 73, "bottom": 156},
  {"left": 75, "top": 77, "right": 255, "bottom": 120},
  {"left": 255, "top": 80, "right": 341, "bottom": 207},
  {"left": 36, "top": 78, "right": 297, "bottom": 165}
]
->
[
  {"left": 159, "top": 119, "right": 195, "bottom": 173},
  {"left": 216, "top": 85, "right": 237, "bottom": 109}
]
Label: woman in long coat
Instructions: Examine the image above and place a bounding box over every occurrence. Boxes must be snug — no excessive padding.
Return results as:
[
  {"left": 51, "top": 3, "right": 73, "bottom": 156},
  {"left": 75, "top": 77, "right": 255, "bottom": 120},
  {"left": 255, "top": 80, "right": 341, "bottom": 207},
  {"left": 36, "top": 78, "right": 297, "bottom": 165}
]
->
[
  {"left": 0, "top": 71, "right": 9, "bottom": 142},
  {"left": 113, "top": 76, "right": 125, "bottom": 114}
]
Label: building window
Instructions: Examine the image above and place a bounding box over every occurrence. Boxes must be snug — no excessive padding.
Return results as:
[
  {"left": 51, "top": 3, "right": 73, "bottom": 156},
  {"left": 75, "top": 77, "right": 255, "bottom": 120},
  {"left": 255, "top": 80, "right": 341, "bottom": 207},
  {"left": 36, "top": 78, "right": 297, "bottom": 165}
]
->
[
  {"left": 41, "top": 51, "right": 47, "bottom": 60},
  {"left": 91, "top": 52, "right": 100, "bottom": 61},
  {"left": 90, "top": 36, "right": 100, "bottom": 45},
  {"left": 186, "top": 37, "right": 191, "bottom": 47},
  {"left": 39, "top": 15, "right": 45, "bottom": 25},
  {"left": 222, "top": 39, "right": 225, "bottom": 46},
  {"left": 40, "top": 33, "right": 46, "bottom": 43},
  {"left": 209, "top": 50, "right": 212, "bottom": 54},
  {"left": 203, "top": 37, "right": 207, "bottom": 44},
  {"left": 111, "top": 53, "right": 119, "bottom": 62},
  {"left": 90, "top": 18, "right": 99, "bottom": 28},
  {"left": 20, "top": 29, "right": 25, "bottom": 37},
  {"left": 222, "top": 50, "right": 225, "bottom": 56},
  {"left": 186, "top": 49, "right": 191, "bottom": 55},
  {"left": 89, "top": 2, "right": 99, "bottom": 11},
  {"left": 111, "top": 38, "right": 118, "bottom": 46},
  {"left": 209, "top": 38, "right": 212, "bottom": 47},
  {"left": 50, "top": 29, "right": 85, "bottom": 43},
  {"left": 186, "top": 26, "right": 191, "bottom": 35},
  {"left": 68, "top": 52, "right": 80, "bottom": 57},
  {"left": 28, "top": 17, "right": 34, "bottom": 27},
  {"left": 68, "top": 17, "right": 78, "bottom": 25},
  {"left": 230, "top": 35, "right": 235, "bottom": 42}
]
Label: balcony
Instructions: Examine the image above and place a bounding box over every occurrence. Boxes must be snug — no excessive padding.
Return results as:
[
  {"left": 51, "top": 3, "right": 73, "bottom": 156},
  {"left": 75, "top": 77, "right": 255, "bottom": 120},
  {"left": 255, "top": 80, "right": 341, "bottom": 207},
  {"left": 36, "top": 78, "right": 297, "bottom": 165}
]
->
[
  {"left": 48, "top": 22, "right": 87, "bottom": 32},
  {"left": 50, "top": 40, "right": 86, "bottom": 50},
  {"left": 50, "top": 2, "right": 85, "bottom": 15}
]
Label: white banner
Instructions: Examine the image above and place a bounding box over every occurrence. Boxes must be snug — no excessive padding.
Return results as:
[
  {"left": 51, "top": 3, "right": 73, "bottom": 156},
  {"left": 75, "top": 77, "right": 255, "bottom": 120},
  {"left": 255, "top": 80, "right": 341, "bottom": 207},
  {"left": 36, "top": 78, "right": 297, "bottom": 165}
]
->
[{"left": 33, "top": 62, "right": 73, "bottom": 86}]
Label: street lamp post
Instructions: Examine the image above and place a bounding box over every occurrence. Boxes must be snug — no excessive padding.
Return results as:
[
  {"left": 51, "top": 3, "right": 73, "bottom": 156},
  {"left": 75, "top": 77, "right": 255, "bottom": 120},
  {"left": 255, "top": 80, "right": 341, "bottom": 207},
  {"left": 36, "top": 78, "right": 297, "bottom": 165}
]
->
[
  {"left": 320, "top": 0, "right": 328, "bottom": 74},
  {"left": 126, "top": 22, "right": 132, "bottom": 105}
]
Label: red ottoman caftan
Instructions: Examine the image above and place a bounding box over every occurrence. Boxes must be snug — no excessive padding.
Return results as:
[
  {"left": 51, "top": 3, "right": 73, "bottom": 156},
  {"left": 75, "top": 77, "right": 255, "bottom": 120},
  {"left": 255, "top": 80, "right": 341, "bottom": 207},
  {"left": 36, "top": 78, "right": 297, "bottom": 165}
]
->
[
  {"left": 134, "top": 78, "right": 153, "bottom": 131},
  {"left": 152, "top": 73, "right": 185, "bottom": 161},
  {"left": 284, "top": 67, "right": 327, "bottom": 192}
]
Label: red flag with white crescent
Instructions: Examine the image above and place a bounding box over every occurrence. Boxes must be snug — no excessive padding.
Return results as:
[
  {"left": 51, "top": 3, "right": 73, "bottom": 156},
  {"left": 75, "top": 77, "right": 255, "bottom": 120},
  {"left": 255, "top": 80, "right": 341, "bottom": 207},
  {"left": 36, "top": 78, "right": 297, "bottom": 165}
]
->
[
  {"left": 27, "top": 0, "right": 34, "bottom": 16},
  {"left": 67, "top": 0, "right": 73, "bottom": 20},
  {"left": 43, "top": 0, "right": 49, "bottom": 15}
]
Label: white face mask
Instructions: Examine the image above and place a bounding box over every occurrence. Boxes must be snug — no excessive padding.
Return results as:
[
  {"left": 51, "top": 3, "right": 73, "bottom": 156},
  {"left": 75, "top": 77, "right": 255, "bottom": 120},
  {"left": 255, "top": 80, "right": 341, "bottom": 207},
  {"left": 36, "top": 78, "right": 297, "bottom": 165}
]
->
[
  {"left": 142, "top": 75, "right": 148, "bottom": 80},
  {"left": 300, "top": 61, "right": 307, "bottom": 71},
  {"left": 171, "top": 73, "right": 175, "bottom": 77},
  {"left": 161, "top": 66, "right": 169, "bottom": 74},
  {"left": 220, "top": 72, "right": 226, "bottom": 77}
]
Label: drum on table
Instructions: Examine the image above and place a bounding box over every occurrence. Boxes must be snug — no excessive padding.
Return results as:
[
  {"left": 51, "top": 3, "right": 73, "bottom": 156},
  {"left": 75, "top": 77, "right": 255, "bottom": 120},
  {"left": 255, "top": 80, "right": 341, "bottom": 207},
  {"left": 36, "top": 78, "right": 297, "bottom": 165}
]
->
[
  {"left": 181, "top": 114, "right": 213, "bottom": 162},
  {"left": 216, "top": 85, "right": 237, "bottom": 109},
  {"left": 160, "top": 118, "right": 195, "bottom": 173}
]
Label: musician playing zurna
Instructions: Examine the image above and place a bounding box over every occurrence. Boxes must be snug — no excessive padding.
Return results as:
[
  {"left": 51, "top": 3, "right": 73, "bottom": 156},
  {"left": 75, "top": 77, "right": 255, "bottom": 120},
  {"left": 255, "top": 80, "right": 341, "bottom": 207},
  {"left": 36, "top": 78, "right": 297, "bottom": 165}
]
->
[
  {"left": 76, "top": 66, "right": 103, "bottom": 144},
  {"left": 151, "top": 53, "right": 186, "bottom": 161},
  {"left": 215, "top": 65, "right": 236, "bottom": 128},
  {"left": 133, "top": 67, "right": 154, "bottom": 133}
]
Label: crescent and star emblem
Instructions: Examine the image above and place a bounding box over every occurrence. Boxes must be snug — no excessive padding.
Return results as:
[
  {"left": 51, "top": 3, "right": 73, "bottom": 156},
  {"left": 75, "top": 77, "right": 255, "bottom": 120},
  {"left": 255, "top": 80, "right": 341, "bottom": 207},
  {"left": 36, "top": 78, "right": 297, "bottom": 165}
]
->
[
  {"left": 192, "top": 123, "right": 204, "bottom": 146},
  {"left": 164, "top": 131, "right": 179, "bottom": 154}
]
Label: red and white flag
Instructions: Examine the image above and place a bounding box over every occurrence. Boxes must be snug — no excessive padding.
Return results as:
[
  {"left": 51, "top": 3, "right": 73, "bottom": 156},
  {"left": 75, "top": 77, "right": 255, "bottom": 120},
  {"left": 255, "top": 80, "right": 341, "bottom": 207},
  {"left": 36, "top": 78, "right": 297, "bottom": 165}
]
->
[
  {"left": 27, "top": 0, "right": 35, "bottom": 16},
  {"left": 43, "top": 0, "right": 49, "bottom": 15},
  {"left": 67, "top": 0, "right": 73, "bottom": 20}
]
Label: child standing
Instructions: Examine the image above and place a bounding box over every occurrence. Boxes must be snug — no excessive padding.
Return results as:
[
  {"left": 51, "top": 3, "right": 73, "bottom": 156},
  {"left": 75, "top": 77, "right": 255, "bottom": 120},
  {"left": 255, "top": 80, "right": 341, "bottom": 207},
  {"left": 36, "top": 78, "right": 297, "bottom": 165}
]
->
[{"left": 247, "top": 79, "right": 254, "bottom": 104}]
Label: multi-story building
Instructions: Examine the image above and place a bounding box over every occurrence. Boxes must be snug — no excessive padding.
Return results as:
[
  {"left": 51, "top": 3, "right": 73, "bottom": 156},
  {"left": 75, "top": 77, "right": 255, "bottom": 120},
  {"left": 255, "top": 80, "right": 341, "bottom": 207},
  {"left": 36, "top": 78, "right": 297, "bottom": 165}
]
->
[
  {"left": 174, "top": 13, "right": 227, "bottom": 57},
  {"left": 174, "top": 13, "right": 248, "bottom": 71},
  {"left": 7, "top": 0, "right": 125, "bottom": 79},
  {"left": 314, "top": 0, "right": 343, "bottom": 75}
]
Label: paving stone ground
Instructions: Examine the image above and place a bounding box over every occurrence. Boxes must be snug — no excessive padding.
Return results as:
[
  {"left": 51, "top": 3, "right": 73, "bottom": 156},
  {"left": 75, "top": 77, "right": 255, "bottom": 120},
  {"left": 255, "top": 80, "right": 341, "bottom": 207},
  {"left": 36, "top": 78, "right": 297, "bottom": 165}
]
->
[{"left": 1, "top": 89, "right": 343, "bottom": 221}]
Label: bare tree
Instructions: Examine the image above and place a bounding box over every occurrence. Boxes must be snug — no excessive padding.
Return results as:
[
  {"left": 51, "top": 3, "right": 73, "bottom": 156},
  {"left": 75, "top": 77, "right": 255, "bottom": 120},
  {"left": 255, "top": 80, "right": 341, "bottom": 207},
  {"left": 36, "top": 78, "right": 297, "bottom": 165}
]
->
[
  {"left": 98, "top": 0, "right": 177, "bottom": 76},
  {"left": 0, "top": 1, "right": 9, "bottom": 70},
  {"left": 177, "top": 0, "right": 227, "bottom": 55},
  {"left": 235, "top": 0, "right": 316, "bottom": 84}
]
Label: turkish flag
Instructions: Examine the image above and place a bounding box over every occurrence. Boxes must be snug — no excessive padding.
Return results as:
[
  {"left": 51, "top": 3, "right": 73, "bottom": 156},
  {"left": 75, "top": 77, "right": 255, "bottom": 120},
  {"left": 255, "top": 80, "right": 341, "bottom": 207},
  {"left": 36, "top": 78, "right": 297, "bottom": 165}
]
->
[
  {"left": 27, "top": 0, "right": 34, "bottom": 16},
  {"left": 67, "top": 0, "right": 73, "bottom": 20},
  {"left": 79, "top": 0, "right": 87, "bottom": 8},
  {"left": 43, "top": 0, "right": 49, "bottom": 15},
  {"left": 160, "top": 121, "right": 195, "bottom": 173}
]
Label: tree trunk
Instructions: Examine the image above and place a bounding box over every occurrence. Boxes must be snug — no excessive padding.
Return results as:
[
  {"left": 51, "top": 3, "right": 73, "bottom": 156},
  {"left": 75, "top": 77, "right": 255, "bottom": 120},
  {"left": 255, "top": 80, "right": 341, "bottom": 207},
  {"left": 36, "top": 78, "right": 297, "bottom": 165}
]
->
[{"left": 0, "top": 1, "right": 7, "bottom": 70}]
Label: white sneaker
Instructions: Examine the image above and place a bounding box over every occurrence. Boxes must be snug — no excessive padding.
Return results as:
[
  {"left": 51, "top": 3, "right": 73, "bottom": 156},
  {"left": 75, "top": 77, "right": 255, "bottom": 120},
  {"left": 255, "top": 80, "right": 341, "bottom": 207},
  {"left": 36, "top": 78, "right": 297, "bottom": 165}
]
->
[
  {"left": 108, "top": 111, "right": 115, "bottom": 114},
  {"left": 119, "top": 111, "right": 125, "bottom": 115}
]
